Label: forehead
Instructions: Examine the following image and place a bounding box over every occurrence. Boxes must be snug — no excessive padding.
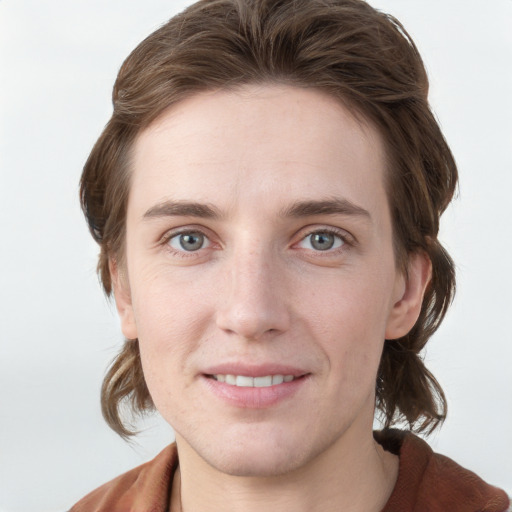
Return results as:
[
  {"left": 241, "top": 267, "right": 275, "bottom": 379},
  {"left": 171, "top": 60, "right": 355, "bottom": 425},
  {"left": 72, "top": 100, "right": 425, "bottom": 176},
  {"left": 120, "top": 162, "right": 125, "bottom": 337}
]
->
[{"left": 129, "top": 85, "right": 388, "bottom": 219}]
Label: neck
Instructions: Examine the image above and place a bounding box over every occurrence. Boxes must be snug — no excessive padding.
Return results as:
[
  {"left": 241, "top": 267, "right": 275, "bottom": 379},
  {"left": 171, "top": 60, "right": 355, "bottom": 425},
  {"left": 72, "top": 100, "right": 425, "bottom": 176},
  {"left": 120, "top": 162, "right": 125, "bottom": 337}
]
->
[{"left": 172, "top": 422, "right": 398, "bottom": 512}]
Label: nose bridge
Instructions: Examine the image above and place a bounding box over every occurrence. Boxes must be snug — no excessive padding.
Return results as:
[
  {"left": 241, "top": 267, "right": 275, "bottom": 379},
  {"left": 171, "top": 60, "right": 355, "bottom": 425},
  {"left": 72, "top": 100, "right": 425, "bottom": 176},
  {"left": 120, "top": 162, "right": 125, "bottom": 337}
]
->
[{"left": 216, "top": 237, "right": 290, "bottom": 339}]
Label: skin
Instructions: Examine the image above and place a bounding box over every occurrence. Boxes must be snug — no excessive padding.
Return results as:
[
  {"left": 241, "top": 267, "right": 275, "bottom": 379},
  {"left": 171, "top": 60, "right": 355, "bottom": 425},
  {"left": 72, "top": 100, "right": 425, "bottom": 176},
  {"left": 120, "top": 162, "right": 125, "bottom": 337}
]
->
[{"left": 113, "top": 85, "right": 431, "bottom": 512}]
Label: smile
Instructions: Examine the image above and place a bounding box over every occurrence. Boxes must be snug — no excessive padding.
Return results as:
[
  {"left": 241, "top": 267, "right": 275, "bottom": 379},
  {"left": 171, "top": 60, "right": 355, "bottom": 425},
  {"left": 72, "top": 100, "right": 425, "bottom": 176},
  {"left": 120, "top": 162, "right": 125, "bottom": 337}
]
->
[{"left": 212, "top": 374, "right": 296, "bottom": 387}]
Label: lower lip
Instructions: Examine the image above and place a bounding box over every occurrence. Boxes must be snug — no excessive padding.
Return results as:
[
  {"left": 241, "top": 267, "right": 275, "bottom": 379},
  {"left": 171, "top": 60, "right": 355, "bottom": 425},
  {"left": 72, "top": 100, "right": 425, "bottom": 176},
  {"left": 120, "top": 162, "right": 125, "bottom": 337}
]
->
[{"left": 202, "top": 375, "right": 308, "bottom": 408}]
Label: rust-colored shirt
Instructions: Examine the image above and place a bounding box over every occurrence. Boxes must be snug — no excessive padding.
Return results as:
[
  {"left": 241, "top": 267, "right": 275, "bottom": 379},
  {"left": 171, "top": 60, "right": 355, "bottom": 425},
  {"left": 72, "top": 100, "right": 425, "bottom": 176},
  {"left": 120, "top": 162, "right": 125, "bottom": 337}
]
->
[{"left": 70, "top": 430, "right": 510, "bottom": 512}]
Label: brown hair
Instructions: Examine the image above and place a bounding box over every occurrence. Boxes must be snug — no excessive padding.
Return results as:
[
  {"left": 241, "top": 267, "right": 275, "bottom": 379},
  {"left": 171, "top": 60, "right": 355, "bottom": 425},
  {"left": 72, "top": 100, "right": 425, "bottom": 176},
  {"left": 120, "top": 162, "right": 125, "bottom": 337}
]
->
[{"left": 81, "top": 0, "right": 457, "bottom": 438}]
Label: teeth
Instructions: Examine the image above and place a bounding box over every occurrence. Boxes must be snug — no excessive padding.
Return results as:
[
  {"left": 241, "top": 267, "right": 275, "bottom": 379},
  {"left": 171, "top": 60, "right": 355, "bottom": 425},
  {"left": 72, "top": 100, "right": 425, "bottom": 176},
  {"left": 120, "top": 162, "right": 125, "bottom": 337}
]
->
[
  {"left": 272, "top": 375, "right": 284, "bottom": 385},
  {"left": 254, "top": 376, "right": 272, "bottom": 387},
  {"left": 236, "top": 375, "right": 253, "bottom": 387},
  {"left": 213, "top": 374, "right": 296, "bottom": 387}
]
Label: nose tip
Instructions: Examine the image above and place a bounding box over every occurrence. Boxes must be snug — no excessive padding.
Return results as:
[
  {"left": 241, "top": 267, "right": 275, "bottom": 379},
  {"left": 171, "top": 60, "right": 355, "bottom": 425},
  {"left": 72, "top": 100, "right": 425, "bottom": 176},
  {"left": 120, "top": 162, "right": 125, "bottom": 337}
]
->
[
  {"left": 215, "top": 257, "right": 290, "bottom": 341},
  {"left": 217, "top": 305, "right": 286, "bottom": 340}
]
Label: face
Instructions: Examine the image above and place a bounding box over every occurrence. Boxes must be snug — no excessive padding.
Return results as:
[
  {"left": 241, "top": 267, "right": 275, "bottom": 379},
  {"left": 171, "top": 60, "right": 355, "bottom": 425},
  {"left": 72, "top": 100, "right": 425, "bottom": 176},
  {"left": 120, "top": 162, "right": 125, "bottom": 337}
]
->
[{"left": 114, "top": 85, "right": 428, "bottom": 477}]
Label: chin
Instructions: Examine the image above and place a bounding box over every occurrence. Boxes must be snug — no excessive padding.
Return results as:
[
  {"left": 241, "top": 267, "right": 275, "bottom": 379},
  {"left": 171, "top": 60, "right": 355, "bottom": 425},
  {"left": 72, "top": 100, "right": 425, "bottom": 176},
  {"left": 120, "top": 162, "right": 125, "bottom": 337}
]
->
[
  {"left": 207, "top": 442, "right": 309, "bottom": 478},
  {"left": 189, "top": 424, "right": 340, "bottom": 478}
]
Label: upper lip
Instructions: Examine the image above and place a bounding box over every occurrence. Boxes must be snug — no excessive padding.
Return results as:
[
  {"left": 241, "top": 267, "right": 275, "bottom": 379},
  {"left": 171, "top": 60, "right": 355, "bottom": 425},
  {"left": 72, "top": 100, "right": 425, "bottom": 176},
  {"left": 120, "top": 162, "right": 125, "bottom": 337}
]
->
[{"left": 202, "top": 363, "right": 309, "bottom": 378}]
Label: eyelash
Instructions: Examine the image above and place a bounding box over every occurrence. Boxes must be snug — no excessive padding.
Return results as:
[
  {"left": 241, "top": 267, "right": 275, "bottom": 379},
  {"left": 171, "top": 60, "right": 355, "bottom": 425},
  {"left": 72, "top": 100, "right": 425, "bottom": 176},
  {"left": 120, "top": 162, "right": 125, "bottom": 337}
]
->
[
  {"left": 295, "top": 227, "right": 353, "bottom": 255},
  {"left": 160, "top": 228, "right": 213, "bottom": 259},
  {"left": 159, "top": 226, "right": 354, "bottom": 258}
]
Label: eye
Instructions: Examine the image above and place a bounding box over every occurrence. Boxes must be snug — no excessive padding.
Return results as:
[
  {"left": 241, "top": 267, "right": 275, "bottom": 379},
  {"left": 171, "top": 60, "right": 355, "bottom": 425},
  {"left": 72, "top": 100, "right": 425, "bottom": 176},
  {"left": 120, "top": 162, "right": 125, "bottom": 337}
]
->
[
  {"left": 168, "top": 231, "right": 210, "bottom": 252},
  {"left": 299, "top": 230, "right": 344, "bottom": 251}
]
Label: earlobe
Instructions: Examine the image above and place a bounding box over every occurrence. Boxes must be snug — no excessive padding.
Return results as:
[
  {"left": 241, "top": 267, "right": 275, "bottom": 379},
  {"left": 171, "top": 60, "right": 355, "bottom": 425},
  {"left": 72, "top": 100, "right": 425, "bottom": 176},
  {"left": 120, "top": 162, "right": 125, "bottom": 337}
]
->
[
  {"left": 109, "top": 258, "right": 138, "bottom": 340},
  {"left": 385, "top": 252, "right": 432, "bottom": 340}
]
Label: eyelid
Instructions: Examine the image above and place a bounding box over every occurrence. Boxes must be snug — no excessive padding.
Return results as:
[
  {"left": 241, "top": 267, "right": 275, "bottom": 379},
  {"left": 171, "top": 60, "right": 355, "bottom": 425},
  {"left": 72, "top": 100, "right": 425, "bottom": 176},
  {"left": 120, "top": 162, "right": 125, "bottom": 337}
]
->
[
  {"left": 156, "top": 223, "right": 355, "bottom": 257},
  {"left": 298, "top": 225, "right": 354, "bottom": 242},
  {"left": 159, "top": 224, "right": 210, "bottom": 243},
  {"left": 159, "top": 225, "right": 217, "bottom": 257},
  {"left": 299, "top": 232, "right": 343, "bottom": 250},
  {"left": 169, "top": 231, "right": 210, "bottom": 251}
]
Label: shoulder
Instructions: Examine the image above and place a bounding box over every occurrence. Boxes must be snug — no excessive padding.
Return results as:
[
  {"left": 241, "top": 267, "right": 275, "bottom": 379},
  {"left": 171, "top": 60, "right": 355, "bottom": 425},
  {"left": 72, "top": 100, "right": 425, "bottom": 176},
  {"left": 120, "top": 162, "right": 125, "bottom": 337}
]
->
[
  {"left": 69, "top": 443, "right": 178, "bottom": 512},
  {"left": 376, "top": 429, "right": 510, "bottom": 512}
]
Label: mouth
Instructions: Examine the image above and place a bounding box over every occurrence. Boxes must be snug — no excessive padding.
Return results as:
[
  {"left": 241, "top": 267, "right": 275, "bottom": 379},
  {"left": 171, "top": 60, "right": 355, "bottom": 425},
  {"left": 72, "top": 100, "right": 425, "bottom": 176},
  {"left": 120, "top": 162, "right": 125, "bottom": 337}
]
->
[
  {"left": 203, "top": 372, "right": 308, "bottom": 408},
  {"left": 208, "top": 374, "right": 298, "bottom": 387}
]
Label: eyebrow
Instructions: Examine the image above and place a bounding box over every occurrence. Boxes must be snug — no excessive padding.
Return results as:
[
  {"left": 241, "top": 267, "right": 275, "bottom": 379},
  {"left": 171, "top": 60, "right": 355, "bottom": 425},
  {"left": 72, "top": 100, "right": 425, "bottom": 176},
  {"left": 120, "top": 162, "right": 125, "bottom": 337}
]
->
[
  {"left": 142, "top": 198, "right": 371, "bottom": 221},
  {"left": 280, "top": 198, "right": 371, "bottom": 220},
  {"left": 143, "top": 200, "right": 222, "bottom": 220}
]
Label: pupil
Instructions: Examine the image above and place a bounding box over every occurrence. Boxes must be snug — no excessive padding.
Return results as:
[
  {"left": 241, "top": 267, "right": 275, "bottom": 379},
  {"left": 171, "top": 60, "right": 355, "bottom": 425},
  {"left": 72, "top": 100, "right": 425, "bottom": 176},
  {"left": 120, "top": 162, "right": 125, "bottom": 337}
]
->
[
  {"left": 180, "top": 233, "right": 203, "bottom": 251},
  {"left": 312, "top": 233, "right": 334, "bottom": 251}
]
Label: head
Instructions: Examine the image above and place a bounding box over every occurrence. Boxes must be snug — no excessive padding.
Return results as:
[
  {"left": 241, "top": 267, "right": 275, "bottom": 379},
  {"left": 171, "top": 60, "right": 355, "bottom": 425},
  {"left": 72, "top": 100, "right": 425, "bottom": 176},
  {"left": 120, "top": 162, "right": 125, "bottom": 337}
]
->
[{"left": 81, "top": 0, "right": 456, "bottom": 441}]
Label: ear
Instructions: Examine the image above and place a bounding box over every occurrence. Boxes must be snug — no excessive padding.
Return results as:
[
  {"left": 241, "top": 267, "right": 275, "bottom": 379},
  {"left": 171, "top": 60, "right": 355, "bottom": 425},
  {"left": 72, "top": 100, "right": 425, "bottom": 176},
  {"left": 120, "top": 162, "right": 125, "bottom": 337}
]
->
[
  {"left": 109, "top": 258, "right": 138, "bottom": 340},
  {"left": 385, "top": 251, "right": 432, "bottom": 340}
]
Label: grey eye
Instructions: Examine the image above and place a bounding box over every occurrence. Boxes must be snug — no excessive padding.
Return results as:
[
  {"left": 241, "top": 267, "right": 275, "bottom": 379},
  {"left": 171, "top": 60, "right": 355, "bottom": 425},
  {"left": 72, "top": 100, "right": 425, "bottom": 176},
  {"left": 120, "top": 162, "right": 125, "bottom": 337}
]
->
[
  {"left": 310, "top": 232, "right": 335, "bottom": 250},
  {"left": 299, "top": 231, "right": 344, "bottom": 251},
  {"left": 169, "top": 232, "right": 209, "bottom": 252}
]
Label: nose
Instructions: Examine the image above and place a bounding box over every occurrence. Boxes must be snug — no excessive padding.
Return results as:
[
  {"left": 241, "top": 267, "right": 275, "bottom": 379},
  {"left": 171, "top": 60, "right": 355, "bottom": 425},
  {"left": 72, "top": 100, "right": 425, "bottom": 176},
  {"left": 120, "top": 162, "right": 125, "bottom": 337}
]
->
[{"left": 215, "top": 244, "right": 291, "bottom": 341}]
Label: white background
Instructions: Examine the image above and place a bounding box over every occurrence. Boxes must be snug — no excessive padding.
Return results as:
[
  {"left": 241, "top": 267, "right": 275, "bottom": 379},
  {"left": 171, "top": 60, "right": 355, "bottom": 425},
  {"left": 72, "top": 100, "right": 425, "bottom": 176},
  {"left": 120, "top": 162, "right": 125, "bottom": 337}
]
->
[{"left": 0, "top": 1, "right": 511, "bottom": 511}]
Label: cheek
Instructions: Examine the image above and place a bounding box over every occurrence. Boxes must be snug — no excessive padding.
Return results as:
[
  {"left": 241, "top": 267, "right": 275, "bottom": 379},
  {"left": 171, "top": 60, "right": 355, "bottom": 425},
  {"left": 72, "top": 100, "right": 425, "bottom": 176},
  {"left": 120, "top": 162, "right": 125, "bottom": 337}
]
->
[
  {"left": 303, "top": 268, "right": 394, "bottom": 339},
  {"left": 134, "top": 295, "right": 204, "bottom": 422},
  {"left": 131, "top": 259, "right": 212, "bottom": 338},
  {"left": 300, "top": 268, "right": 394, "bottom": 383},
  {"left": 129, "top": 269, "right": 213, "bottom": 391}
]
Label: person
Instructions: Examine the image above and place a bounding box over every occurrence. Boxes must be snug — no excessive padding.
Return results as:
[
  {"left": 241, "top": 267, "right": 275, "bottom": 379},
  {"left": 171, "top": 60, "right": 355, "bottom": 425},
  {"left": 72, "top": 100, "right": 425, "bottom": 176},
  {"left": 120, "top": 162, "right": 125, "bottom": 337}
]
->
[{"left": 70, "top": 0, "right": 510, "bottom": 510}]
